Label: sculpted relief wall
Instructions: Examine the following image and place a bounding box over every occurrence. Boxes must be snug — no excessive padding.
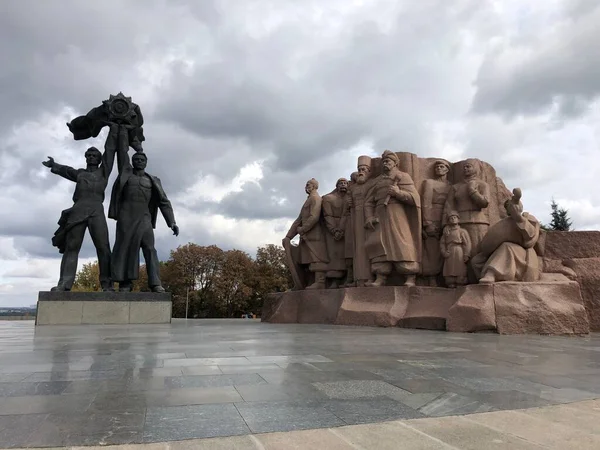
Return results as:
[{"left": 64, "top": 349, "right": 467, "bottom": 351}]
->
[
  {"left": 271, "top": 150, "right": 591, "bottom": 335},
  {"left": 283, "top": 150, "right": 520, "bottom": 290}
]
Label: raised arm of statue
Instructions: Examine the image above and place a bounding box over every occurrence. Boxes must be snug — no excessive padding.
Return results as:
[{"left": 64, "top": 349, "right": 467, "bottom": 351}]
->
[
  {"left": 102, "top": 123, "right": 119, "bottom": 179},
  {"left": 116, "top": 125, "right": 132, "bottom": 174},
  {"left": 43, "top": 156, "right": 79, "bottom": 182},
  {"left": 469, "top": 180, "right": 489, "bottom": 209}
]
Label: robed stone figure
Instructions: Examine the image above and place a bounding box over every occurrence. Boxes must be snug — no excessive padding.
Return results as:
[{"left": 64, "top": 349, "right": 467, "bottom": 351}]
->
[
  {"left": 283, "top": 179, "right": 329, "bottom": 290},
  {"left": 364, "top": 150, "right": 422, "bottom": 287},
  {"left": 42, "top": 124, "right": 118, "bottom": 291},
  {"left": 109, "top": 126, "right": 179, "bottom": 292}
]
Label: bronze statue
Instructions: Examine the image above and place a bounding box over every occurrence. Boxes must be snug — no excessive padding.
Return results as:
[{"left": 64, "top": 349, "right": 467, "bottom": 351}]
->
[
  {"left": 421, "top": 159, "right": 451, "bottom": 285},
  {"left": 322, "top": 178, "right": 348, "bottom": 288},
  {"left": 440, "top": 211, "right": 471, "bottom": 288},
  {"left": 364, "top": 151, "right": 422, "bottom": 287},
  {"left": 282, "top": 179, "right": 329, "bottom": 290},
  {"left": 109, "top": 127, "right": 179, "bottom": 292},
  {"left": 42, "top": 124, "right": 118, "bottom": 291}
]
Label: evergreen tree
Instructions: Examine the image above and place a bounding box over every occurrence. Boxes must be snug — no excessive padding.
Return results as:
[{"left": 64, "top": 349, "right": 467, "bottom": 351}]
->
[{"left": 548, "top": 199, "right": 573, "bottom": 231}]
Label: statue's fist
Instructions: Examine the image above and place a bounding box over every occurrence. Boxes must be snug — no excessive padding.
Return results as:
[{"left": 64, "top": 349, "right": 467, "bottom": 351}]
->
[
  {"left": 171, "top": 224, "right": 180, "bottom": 236},
  {"left": 42, "top": 156, "right": 55, "bottom": 168}
]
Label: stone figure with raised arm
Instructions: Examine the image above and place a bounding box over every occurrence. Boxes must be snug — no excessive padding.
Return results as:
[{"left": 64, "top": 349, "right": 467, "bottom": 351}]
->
[
  {"left": 109, "top": 127, "right": 179, "bottom": 292},
  {"left": 364, "top": 150, "right": 422, "bottom": 287},
  {"left": 471, "top": 188, "right": 541, "bottom": 283},
  {"left": 282, "top": 179, "right": 329, "bottom": 290},
  {"left": 42, "top": 124, "right": 118, "bottom": 291},
  {"left": 444, "top": 158, "right": 490, "bottom": 257},
  {"left": 421, "top": 159, "right": 452, "bottom": 285}
]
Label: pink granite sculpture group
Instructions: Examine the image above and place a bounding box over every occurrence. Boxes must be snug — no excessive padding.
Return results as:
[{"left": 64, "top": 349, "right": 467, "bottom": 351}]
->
[{"left": 268, "top": 150, "right": 591, "bottom": 335}]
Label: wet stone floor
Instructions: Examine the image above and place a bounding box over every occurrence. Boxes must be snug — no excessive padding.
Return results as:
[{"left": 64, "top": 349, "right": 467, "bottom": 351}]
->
[{"left": 0, "top": 319, "right": 599, "bottom": 448}]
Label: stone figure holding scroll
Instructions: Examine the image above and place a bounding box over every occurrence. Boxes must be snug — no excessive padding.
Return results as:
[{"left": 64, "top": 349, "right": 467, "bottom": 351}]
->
[
  {"left": 471, "top": 188, "right": 541, "bottom": 283},
  {"left": 109, "top": 127, "right": 179, "bottom": 292},
  {"left": 440, "top": 211, "right": 471, "bottom": 288},
  {"left": 421, "top": 159, "right": 452, "bottom": 285},
  {"left": 444, "top": 159, "right": 490, "bottom": 257},
  {"left": 283, "top": 179, "right": 329, "bottom": 290},
  {"left": 322, "top": 178, "right": 349, "bottom": 288},
  {"left": 364, "top": 150, "right": 422, "bottom": 287}
]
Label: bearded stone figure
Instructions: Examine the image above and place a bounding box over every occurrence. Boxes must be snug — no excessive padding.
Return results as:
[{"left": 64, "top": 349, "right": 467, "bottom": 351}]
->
[{"left": 364, "top": 150, "right": 422, "bottom": 287}]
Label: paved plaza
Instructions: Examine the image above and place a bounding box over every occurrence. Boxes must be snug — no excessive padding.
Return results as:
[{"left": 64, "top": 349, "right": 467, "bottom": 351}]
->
[{"left": 0, "top": 319, "right": 599, "bottom": 448}]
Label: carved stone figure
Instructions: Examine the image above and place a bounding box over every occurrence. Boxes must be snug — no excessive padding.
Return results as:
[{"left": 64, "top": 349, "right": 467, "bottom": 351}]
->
[
  {"left": 109, "top": 127, "right": 179, "bottom": 292},
  {"left": 421, "top": 159, "right": 451, "bottom": 285},
  {"left": 471, "top": 188, "right": 541, "bottom": 283},
  {"left": 444, "top": 158, "right": 490, "bottom": 256},
  {"left": 339, "top": 172, "right": 357, "bottom": 287},
  {"left": 345, "top": 156, "right": 375, "bottom": 287},
  {"left": 67, "top": 92, "right": 145, "bottom": 152},
  {"left": 440, "top": 211, "right": 471, "bottom": 288},
  {"left": 322, "top": 178, "right": 348, "bottom": 288},
  {"left": 364, "top": 150, "right": 422, "bottom": 287},
  {"left": 42, "top": 124, "right": 118, "bottom": 291},
  {"left": 283, "top": 179, "right": 329, "bottom": 290}
]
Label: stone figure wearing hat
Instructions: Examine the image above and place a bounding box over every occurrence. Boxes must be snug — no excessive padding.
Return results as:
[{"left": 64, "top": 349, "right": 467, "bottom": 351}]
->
[
  {"left": 341, "top": 156, "right": 375, "bottom": 286},
  {"left": 421, "top": 159, "right": 452, "bottom": 285},
  {"left": 440, "top": 210, "right": 471, "bottom": 288},
  {"left": 471, "top": 188, "right": 541, "bottom": 283},
  {"left": 283, "top": 179, "right": 329, "bottom": 289},
  {"left": 444, "top": 158, "right": 490, "bottom": 257},
  {"left": 364, "top": 150, "right": 422, "bottom": 287},
  {"left": 322, "top": 178, "right": 349, "bottom": 288}
]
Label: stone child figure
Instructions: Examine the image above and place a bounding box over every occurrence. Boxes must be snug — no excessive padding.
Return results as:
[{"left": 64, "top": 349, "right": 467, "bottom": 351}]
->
[
  {"left": 42, "top": 124, "right": 118, "bottom": 291},
  {"left": 440, "top": 211, "right": 471, "bottom": 288},
  {"left": 283, "top": 179, "right": 329, "bottom": 290},
  {"left": 421, "top": 159, "right": 452, "bottom": 285},
  {"left": 322, "top": 178, "right": 349, "bottom": 288},
  {"left": 364, "top": 150, "right": 422, "bottom": 287},
  {"left": 109, "top": 127, "right": 179, "bottom": 292},
  {"left": 444, "top": 158, "right": 490, "bottom": 256},
  {"left": 472, "top": 188, "right": 541, "bottom": 283}
]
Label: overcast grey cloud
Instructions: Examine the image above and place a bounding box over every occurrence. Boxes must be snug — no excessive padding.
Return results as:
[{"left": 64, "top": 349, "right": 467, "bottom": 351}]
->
[{"left": 1, "top": 0, "right": 599, "bottom": 305}]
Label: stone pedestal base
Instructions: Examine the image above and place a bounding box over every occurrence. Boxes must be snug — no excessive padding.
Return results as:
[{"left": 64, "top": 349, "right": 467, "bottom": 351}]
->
[
  {"left": 36, "top": 292, "right": 172, "bottom": 325},
  {"left": 262, "top": 279, "right": 589, "bottom": 335}
]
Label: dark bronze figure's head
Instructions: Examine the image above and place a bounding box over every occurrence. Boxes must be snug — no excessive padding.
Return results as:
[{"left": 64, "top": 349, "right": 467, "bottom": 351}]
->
[
  {"left": 85, "top": 147, "right": 102, "bottom": 166},
  {"left": 132, "top": 152, "right": 148, "bottom": 170}
]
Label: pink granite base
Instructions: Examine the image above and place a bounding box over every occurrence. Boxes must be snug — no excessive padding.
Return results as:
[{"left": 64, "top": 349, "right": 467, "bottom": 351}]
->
[{"left": 262, "top": 281, "right": 590, "bottom": 335}]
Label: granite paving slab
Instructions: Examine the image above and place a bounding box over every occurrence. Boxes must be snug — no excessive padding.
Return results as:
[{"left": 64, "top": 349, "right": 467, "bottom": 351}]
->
[{"left": 0, "top": 319, "right": 599, "bottom": 448}]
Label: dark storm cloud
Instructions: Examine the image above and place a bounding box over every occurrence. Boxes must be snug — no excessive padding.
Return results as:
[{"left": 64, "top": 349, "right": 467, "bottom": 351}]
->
[{"left": 471, "top": 3, "right": 600, "bottom": 118}]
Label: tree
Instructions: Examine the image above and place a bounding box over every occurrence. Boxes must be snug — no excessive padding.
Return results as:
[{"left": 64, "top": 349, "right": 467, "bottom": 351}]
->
[
  {"left": 247, "top": 244, "right": 291, "bottom": 313},
  {"left": 72, "top": 261, "right": 101, "bottom": 291},
  {"left": 547, "top": 199, "right": 573, "bottom": 231},
  {"left": 214, "top": 249, "right": 255, "bottom": 317},
  {"left": 165, "top": 243, "right": 225, "bottom": 318}
]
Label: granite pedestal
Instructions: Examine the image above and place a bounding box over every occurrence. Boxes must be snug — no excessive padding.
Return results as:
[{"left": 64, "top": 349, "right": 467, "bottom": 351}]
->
[
  {"left": 262, "top": 277, "right": 590, "bottom": 335},
  {"left": 36, "top": 291, "right": 172, "bottom": 325}
]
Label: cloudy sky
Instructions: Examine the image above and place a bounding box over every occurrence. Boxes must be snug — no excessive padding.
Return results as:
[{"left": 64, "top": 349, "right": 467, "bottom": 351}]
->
[{"left": 1, "top": 0, "right": 599, "bottom": 306}]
